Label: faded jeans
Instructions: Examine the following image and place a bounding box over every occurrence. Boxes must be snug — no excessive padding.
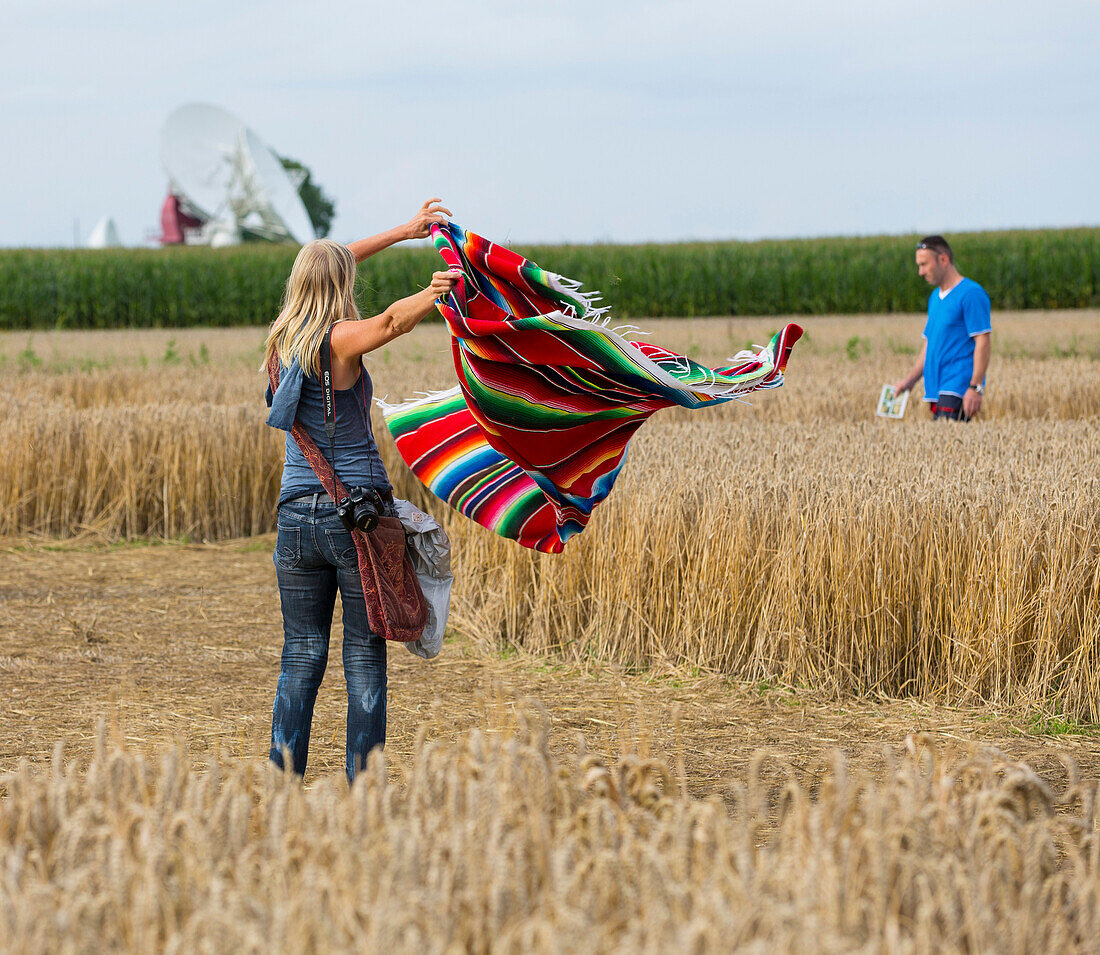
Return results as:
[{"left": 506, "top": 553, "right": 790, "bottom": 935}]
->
[{"left": 269, "top": 494, "right": 392, "bottom": 783}]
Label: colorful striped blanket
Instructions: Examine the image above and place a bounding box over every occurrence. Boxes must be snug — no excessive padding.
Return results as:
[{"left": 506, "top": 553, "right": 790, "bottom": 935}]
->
[{"left": 378, "top": 222, "right": 802, "bottom": 553}]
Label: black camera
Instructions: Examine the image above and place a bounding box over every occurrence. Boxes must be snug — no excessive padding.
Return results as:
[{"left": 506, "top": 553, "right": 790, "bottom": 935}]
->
[{"left": 336, "top": 487, "right": 383, "bottom": 534}]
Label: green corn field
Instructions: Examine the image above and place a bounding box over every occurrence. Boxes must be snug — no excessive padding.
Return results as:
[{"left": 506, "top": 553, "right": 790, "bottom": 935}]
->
[{"left": 1, "top": 227, "right": 1097, "bottom": 329}]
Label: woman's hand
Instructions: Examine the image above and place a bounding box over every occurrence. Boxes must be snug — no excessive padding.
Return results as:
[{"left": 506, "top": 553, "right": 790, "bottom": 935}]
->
[
  {"left": 391, "top": 271, "right": 460, "bottom": 332},
  {"left": 331, "top": 270, "right": 462, "bottom": 364},
  {"left": 404, "top": 198, "right": 453, "bottom": 240},
  {"left": 347, "top": 199, "right": 452, "bottom": 262},
  {"left": 427, "top": 269, "right": 461, "bottom": 299}
]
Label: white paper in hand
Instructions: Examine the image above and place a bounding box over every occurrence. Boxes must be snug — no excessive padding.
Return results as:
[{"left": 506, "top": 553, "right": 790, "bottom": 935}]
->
[{"left": 876, "top": 384, "right": 909, "bottom": 419}]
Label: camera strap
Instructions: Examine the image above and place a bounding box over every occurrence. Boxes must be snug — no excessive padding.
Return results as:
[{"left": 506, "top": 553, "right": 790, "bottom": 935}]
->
[
  {"left": 319, "top": 324, "right": 339, "bottom": 473},
  {"left": 319, "top": 324, "right": 379, "bottom": 495}
]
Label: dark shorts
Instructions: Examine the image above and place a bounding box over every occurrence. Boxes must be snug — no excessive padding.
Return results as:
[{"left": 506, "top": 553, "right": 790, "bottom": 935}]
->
[{"left": 930, "top": 394, "right": 970, "bottom": 421}]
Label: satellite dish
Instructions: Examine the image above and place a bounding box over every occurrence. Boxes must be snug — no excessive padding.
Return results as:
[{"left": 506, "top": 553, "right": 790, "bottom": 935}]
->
[
  {"left": 87, "top": 215, "right": 122, "bottom": 248},
  {"left": 160, "top": 104, "right": 316, "bottom": 245},
  {"left": 160, "top": 105, "right": 244, "bottom": 225},
  {"left": 241, "top": 128, "right": 316, "bottom": 244}
]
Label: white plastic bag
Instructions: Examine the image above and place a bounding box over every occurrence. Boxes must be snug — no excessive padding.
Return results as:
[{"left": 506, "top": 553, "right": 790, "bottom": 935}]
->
[{"left": 394, "top": 500, "right": 453, "bottom": 659}]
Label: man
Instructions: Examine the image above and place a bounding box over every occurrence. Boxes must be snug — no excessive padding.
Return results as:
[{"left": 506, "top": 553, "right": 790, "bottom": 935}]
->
[{"left": 891, "top": 235, "right": 991, "bottom": 420}]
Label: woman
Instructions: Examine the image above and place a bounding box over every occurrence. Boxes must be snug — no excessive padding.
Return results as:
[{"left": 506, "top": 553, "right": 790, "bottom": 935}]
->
[{"left": 262, "top": 199, "right": 458, "bottom": 782}]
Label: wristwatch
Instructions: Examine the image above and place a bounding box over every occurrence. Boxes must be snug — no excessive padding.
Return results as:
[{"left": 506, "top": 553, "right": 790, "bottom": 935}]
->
[{"left": 968, "top": 383, "right": 985, "bottom": 395}]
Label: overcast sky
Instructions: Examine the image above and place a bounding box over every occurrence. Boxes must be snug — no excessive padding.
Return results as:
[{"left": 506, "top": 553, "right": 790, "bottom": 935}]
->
[{"left": 4, "top": 0, "right": 1098, "bottom": 247}]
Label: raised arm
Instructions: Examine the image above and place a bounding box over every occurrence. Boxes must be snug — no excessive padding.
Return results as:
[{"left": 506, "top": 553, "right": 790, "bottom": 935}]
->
[
  {"left": 345, "top": 199, "right": 453, "bottom": 263},
  {"left": 329, "top": 270, "right": 460, "bottom": 374}
]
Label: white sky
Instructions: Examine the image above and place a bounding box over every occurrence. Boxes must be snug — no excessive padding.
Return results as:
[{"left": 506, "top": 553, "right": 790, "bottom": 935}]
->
[{"left": 4, "top": 0, "right": 1099, "bottom": 247}]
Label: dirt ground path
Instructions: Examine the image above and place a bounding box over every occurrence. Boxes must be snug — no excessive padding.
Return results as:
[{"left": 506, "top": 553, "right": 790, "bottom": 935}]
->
[{"left": 1, "top": 540, "right": 1096, "bottom": 795}]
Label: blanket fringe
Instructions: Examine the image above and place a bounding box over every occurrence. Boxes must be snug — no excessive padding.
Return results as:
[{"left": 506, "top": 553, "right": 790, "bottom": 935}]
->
[
  {"left": 375, "top": 385, "right": 462, "bottom": 415},
  {"left": 543, "top": 271, "right": 612, "bottom": 325}
]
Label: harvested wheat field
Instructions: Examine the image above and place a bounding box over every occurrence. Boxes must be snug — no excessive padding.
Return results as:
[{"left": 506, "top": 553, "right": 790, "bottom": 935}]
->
[
  {"left": 2, "top": 541, "right": 1100, "bottom": 952},
  {"left": 1, "top": 313, "right": 1099, "bottom": 951}
]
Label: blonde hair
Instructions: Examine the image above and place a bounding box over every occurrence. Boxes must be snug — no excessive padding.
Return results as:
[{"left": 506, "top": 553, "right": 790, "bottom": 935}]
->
[{"left": 262, "top": 240, "right": 360, "bottom": 377}]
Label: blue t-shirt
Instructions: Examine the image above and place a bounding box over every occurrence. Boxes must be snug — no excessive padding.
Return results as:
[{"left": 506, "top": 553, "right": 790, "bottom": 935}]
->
[{"left": 921, "top": 278, "right": 992, "bottom": 402}]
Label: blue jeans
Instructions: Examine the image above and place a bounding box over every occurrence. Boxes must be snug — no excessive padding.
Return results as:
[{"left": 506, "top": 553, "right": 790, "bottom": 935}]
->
[{"left": 269, "top": 495, "right": 392, "bottom": 783}]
